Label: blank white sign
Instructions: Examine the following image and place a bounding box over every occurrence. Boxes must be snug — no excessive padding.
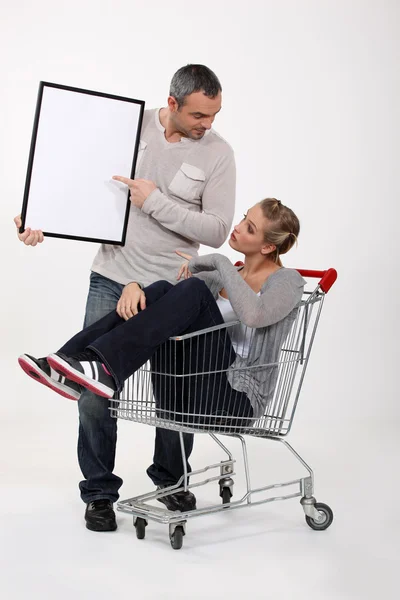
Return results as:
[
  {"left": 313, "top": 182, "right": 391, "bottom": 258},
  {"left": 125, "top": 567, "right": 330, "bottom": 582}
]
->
[{"left": 21, "top": 82, "right": 144, "bottom": 244}]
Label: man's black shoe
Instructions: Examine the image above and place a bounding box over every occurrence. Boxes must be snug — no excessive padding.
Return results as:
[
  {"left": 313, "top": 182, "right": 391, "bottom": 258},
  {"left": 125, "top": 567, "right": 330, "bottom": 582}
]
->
[
  {"left": 156, "top": 486, "right": 197, "bottom": 512},
  {"left": 85, "top": 499, "right": 117, "bottom": 532}
]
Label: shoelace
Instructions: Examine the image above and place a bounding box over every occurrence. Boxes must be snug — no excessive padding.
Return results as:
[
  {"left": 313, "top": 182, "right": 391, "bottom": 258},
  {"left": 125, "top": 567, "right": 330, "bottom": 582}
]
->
[{"left": 90, "top": 499, "right": 111, "bottom": 510}]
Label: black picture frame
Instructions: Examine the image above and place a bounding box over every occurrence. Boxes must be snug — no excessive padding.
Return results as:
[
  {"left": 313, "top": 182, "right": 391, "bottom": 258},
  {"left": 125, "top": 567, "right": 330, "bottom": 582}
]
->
[{"left": 20, "top": 81, "right": 145, "bottom": 245}]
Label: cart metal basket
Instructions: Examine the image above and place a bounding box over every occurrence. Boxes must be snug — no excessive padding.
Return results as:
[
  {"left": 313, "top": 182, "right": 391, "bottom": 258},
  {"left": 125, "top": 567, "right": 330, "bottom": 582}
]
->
[{"left": 109, "top": 268, "right": 337, "bottom": 549}]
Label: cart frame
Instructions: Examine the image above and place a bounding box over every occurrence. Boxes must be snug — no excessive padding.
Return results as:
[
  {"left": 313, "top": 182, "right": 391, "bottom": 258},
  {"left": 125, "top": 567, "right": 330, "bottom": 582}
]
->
[{"left": 110, "top": 268, "right": 337, "bottom": 548}]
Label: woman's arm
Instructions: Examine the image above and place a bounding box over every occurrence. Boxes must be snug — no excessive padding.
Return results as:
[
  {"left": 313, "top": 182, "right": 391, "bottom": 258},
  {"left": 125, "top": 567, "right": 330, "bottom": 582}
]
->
[{"left": 189, "top": 254, "right": 305, "bottom": 328}]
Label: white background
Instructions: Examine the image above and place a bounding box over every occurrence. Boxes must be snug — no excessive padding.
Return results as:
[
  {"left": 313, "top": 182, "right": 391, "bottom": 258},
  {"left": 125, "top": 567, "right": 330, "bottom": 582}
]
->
[{"left": 0, "top": 1, "right": 399, "bottom": 599}]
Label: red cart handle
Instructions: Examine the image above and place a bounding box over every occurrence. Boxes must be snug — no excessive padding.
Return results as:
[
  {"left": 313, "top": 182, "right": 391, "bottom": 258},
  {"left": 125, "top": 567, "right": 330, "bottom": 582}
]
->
[
  {"left": 296, "top": 269, "right": 337, "bottom": 293},
  {"left": 234, "top": 262, "right": 337, "bottom": 294}
]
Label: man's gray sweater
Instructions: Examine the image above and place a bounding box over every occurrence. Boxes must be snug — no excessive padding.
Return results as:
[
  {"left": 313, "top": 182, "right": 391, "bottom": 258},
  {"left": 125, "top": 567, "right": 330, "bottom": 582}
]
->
[{"left": 92, "top": 109, "right": 236, "bottom": 286}]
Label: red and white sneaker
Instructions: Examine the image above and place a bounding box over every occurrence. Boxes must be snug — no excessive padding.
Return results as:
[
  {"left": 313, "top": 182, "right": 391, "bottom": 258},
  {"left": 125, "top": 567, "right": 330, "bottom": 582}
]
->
[
  {"left": 47, "top": 352, "right": 116, "bottom": 399},
  {"left": 18, "top": 354, "right": 81, "bottom": 401}
]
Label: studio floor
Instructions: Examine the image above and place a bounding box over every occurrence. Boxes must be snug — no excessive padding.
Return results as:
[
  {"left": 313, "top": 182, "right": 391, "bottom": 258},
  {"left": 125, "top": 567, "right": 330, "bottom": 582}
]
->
[{"left": 1, "top": 381, "right": 399, "bottom": 600}]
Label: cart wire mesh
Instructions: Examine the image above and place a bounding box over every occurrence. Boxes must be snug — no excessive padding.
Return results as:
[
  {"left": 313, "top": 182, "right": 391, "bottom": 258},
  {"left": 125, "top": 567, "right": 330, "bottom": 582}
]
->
[{"left": 110, "top": 286, "right": 324, "bottom": 437}]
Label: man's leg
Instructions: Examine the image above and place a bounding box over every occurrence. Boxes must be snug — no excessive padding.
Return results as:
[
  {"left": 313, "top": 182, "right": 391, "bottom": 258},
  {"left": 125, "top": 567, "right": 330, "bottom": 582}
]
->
[
  {"left": 147, "top": 345, "right": 195, "bottom": 490},
  {"left": 147, "top": 428, "right": 194, "bottom": 486},
  {"left": 76, "top": 273, "right": 124, "bottom": 531}
]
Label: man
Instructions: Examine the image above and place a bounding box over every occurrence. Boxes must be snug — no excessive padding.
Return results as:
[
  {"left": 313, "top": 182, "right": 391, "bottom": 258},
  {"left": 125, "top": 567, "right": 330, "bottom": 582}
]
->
[{"left": 15, "top": 64, "right": 236, "bottom": 531}]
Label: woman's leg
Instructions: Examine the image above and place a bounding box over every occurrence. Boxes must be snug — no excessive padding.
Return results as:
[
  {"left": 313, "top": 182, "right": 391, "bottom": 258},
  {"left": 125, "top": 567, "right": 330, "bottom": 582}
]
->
[
  {"left": 76, "top": 273, "right": 124, "bottom": 509},
  {"left": 197, "top": 375, "right": 254, "bottom": 430},
  {"left": 172, "top": 326, "right": 254, "bottom": 430},
  {"left": 87, "top": 278, "right": 225, "bottom": 389},
  {"left": 58, "top": 280, "right": 174, "bottom": 358}
]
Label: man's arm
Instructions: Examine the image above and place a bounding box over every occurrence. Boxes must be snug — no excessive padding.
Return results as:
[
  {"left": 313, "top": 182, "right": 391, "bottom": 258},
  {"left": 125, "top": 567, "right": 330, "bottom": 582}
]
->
[
  {"left": 114, "top": 151, "right": 236, "bottom": 248},
  {"left": 142, "top": 152, "right": 235, "bottom": 247}
]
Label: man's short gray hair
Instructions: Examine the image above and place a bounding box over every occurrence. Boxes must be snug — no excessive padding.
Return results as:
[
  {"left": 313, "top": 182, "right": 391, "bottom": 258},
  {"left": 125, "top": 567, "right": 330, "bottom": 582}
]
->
[{"left": 170, "top": 64, "right": 222, "bottom": 108}]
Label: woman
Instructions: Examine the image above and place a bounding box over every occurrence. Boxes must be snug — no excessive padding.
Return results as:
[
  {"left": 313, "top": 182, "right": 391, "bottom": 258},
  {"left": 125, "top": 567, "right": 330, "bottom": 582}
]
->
[{"left": 19, "top": 199, "right": 305, "bottom": 429}]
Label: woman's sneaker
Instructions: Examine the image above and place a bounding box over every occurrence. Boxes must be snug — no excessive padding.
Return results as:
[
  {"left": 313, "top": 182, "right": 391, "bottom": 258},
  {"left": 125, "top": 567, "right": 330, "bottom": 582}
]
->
[
  {"left": 18, "top": 354, "right": 81, "bottom": 401},
  {"left": 47, "top": 352, "right": 116, "bottom": 399}
]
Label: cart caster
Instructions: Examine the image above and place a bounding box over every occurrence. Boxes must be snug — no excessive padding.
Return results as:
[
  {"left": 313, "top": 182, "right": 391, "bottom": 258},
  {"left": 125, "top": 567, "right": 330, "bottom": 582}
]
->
[
  {"left": 220, "top": 487, "right": 232, "bottom": 504},
  {"left": 305, "top": 502, "right": 333, "bottom": 531},
  {"left": 134, "top": 517, "right": 147, "bottom": 539},
  {"left": 170, "top": 525, "right": 185, "bottom": 550},
  {"left": 219, "top": 477, "right": 233, "bottom": 504}
]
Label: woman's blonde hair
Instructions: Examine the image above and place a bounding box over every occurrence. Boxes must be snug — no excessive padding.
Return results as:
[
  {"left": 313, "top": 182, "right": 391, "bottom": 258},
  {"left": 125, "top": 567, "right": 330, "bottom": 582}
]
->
[{"left": 259, "top": 198, "right": 300, "bottom": 267}]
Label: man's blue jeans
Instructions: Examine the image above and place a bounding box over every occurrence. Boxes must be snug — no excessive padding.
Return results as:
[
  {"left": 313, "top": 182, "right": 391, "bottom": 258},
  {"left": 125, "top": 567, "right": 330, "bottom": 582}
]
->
[{"left": 76, "top": 273, "right": 194, "bottom": 503}]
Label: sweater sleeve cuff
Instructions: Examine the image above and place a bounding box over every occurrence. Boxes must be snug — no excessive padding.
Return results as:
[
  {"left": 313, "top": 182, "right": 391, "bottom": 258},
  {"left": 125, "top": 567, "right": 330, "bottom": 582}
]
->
[
  {"left": 189, "top": 253, "right": 220, "bottom": 273},
  {"left": 188, "top": 256, "right": 201, "bottom": 273},
  {"left": 141, "top": 188, "right": 163, "bottom": 215}
]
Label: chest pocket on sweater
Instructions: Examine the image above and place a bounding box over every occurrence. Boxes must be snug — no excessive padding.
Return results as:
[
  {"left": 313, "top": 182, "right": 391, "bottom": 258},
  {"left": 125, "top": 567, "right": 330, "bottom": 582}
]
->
[{"left": 168, "top": 163, "right": 206, "bottom": 202}]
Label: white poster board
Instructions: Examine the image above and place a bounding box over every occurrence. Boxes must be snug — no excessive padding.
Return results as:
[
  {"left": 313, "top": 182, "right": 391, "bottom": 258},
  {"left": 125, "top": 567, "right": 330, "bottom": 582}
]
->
[{"left": 20, "top": 82, "right": 145, "bottom": 244}]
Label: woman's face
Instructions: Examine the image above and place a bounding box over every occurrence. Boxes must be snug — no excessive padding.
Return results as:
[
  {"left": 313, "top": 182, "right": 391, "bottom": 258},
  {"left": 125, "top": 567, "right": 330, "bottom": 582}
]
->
[{"left": 229, "top": 204, "right": 273, "bottom": 256}]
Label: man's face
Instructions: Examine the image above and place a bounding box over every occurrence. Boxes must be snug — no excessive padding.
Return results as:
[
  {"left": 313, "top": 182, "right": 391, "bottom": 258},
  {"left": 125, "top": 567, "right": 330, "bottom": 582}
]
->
[{"left": 168, "top": 91, "right": 222, "bottom": 140}]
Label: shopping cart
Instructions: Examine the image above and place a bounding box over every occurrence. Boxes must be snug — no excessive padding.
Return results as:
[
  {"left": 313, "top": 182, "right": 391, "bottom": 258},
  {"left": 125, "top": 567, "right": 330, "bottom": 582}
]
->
[{"left": 109, "top": 267, "right": 337, "bottom": 549}]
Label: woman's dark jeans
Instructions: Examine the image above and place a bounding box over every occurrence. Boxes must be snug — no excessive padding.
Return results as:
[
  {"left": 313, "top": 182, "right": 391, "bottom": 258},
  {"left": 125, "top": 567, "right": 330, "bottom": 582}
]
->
[{"left": 59, "top": 278, "right": 253, "bottom": 489}]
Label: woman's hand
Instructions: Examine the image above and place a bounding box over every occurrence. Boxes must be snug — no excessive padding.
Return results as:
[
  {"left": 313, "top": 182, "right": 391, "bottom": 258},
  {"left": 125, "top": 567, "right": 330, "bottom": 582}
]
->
[
  {"left": 117, "top": 282, "right": 146, "bottom": 320},
  {"left": 176, "top": 250, "right": 193, "bottom": 280}
]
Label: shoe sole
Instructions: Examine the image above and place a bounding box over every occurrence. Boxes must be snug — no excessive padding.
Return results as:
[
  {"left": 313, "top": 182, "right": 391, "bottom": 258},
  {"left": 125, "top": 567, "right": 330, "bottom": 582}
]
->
[
  {"left": 18, "top": 355, "right": 80, "bottom": 401},
  {"left": 157, "top": 497, "right": 197, "bottom": 512},
  {"left": 47, "top": 354, "right": 114, "bottom": 399},
  {"left": 85, "top": 521, "right": 117, "bottom": 532}
]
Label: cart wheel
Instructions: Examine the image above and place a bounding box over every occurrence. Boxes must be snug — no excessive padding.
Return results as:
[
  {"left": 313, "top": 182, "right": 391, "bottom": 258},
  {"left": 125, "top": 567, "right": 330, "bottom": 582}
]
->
[
  {"left": 221, "top": 487, "right": 232, "bottom": 505},
  {"left": 134, "top": 517, "right": 147, "bottom": 540},
  {"left": 305, "top": 502, "right": 333, "bottom": 531},
  {"left": 170, "top": 525, "right": 184, "bottom": 550}
]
